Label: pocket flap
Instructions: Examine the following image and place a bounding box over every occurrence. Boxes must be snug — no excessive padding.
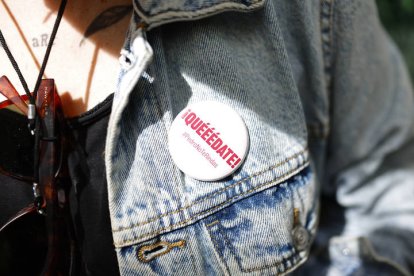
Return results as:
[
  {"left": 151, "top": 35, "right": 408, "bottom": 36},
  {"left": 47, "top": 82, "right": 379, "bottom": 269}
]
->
[
  {"left": 133, "top": 0, "right": 265, "bottom": 29},
  {"left": 111, "top": 149, "right": 309, "bottom": 247}
]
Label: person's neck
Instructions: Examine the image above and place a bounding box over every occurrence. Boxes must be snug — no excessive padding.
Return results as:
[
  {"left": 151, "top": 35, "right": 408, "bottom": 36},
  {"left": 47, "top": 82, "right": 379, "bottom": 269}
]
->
[{"left": 0, "top": 0, "right": 132, "bottom": 117}]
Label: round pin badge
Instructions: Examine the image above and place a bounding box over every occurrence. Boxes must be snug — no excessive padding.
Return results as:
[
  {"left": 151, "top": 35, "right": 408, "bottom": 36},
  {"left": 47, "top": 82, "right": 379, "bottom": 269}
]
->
[{"left": 168, "top": 101, "right": 249, "bottom": 181}]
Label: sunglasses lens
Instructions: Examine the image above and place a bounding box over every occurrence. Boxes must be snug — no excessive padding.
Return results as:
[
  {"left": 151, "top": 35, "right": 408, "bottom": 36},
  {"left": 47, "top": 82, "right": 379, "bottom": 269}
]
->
[
  {"left": 0, "top": 99, "right": 34, "bottom": 179},
  {"left": 0, "top": 209, "right": 47, "bottom": 275}
]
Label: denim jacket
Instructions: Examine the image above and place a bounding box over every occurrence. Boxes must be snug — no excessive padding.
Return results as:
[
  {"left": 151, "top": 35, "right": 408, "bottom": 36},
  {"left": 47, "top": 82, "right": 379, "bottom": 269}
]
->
[{"left": 105, "top": 0, "right": 414, "bottom": 275}]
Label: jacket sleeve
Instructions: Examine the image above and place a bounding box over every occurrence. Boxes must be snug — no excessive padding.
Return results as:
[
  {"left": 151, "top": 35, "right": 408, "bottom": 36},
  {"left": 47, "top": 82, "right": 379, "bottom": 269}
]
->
[{"left": 325, "top": 0, "right": 414, "bottom": 274}]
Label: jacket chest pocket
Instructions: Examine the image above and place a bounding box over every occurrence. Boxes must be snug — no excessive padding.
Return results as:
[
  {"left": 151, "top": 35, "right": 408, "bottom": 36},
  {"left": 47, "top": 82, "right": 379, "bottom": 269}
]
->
[
  {"left": 204, "top": 167, "right": 317, "bottom": 275},
  {"left": 114, "top": 166, "right": 317, "bottom": 275}
]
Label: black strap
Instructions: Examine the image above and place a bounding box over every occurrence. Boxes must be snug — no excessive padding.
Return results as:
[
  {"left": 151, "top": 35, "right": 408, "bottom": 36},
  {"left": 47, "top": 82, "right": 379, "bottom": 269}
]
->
[
  {"left": 0, "top": 0, "right": 67, "bottom": 105},
  {"left": 0, "top": 31, "right": 31, "bottom": 98}
]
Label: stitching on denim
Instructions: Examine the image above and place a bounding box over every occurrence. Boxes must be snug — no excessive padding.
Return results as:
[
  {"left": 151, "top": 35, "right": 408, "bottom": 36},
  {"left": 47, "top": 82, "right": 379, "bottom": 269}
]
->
[
  {"left": 360, "top": 238, "right": 411, "bottom": 276},
  {"left": 134, "top": 1, "right": 264, "bottom": 29},
  {"left": 320, "top": 0, "right": 335, "bottom": 88},
  {"left": 114, "top": 162, "right": 309, "bottom": 247},
  {"left": 217, "top": 224, "right": 252, "bottom": 272},
  {"left": 134, "top": 0, "right": 262, "bottom": 16},
  {"left": 242, "top": 253, "right": 299, "bottom": 273},
  {"left": 205, "top": 221, "right": 232, "bottom": 275},
  {"left": 206, "top": 220, "right": 220, "bottom": 227},
  {"left": 113, "top": 149, "right": 308, "bottom": 233},
  {"left": 217, "top": 211, "right": 298, "bottom": 273},
  {"left": 209, "top": 221, "right": 305, "bottom": 274}
]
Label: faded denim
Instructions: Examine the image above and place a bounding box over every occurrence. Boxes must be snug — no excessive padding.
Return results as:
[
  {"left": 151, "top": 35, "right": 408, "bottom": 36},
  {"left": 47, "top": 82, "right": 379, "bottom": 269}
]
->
[{"left": 105, "top": 0, "right": 414, "bottom": 275}]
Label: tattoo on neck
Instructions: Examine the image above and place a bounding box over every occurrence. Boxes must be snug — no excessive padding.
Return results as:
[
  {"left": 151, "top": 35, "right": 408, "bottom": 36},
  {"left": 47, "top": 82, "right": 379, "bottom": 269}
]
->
[
  {"left": 32, "top": 33, "right": 51, "bottom": 47},
  {"left": 81, "top": 5, "right": 132, "bottom": 46}
]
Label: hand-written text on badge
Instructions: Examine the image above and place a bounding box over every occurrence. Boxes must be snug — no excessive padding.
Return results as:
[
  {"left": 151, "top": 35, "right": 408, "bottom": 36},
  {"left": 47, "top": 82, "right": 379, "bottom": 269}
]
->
[{"left": 181, "top": 109, "right": 242, "bottom": 169}]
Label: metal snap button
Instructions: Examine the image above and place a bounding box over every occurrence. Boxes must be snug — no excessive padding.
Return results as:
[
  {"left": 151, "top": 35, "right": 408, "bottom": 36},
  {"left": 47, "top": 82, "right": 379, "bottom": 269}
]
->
[{"left": 292, "top": 225, "right": 310, "bottom": 251}]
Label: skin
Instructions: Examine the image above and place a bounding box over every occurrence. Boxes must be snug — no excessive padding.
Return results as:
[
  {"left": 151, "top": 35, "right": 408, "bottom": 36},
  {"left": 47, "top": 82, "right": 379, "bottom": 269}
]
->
[
  {"left": 0, "top": 0, "right": 132, "bottom": 117},
  {"left": 43, "top": 0, "right": 131, "bottom": 57}
]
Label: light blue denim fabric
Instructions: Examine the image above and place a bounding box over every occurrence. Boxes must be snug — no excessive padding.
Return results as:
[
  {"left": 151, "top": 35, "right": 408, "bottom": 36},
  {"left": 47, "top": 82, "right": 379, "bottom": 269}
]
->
[{"left": 105, "top": 0, "right": 414, "bottom": 275}]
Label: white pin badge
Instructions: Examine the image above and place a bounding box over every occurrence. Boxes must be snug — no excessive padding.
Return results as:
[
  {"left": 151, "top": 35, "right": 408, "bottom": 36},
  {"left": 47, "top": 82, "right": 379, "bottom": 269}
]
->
[{"left": 168, "top": 101, "right": 249, "bottom": 181}]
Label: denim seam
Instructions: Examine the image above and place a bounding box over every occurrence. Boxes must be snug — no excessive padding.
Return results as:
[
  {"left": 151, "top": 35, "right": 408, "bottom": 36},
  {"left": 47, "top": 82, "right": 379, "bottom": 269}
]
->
[
  {"left": 134, "top": 0, "right": 262, "bottom": 16},
  {"left": 320, "top": 0, "right": 334, "bottom": 88},
  {"left": 113, "top": 149, "right": 308, "bottom": 233},
  {"left": 243, "top": 253, "right": 302, "bottom": 274},
  {"left": 217, "top": 210, "right": 316, "bottom": 273},
  {"left": 205, "top": 220, "right": 220, "bottom": 227},
  {"left": 208, "top": 221, "right": 306, "bottom": 274},
  {"left": 217, "top": 223, "right": 246, "bottom": 271},
  {"left": 114, "top": 162, "right": 310, "bottom": 247},
  {"left": 205, "top": 221, "right": 232, "bottom": 275},
  {"left": 133, "top": 1, "right": 264, "bottom": 29},
  {"left": 361, "top": 238, "right": 411, "bottom": 276}
]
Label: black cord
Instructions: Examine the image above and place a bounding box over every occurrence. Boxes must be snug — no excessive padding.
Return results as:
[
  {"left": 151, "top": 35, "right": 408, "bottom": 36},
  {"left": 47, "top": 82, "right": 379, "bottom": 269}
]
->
[
  {"left": 0, "top": 30, "right": 32, "bottom": 102},
  {"left": 0, "top": 0, "right": 68, "bottom": 183},
  {"left": 0, "top": 0, "right": 67, "bottom": 105},
  {"left": 33, "top": 0, "right": 67, "bottom": 101}
]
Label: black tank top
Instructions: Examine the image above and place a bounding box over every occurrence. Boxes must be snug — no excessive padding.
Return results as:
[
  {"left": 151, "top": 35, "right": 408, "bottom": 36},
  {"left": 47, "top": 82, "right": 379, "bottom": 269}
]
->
[{"left": 0, "top": 93, "right": 119, "bottom": 275}]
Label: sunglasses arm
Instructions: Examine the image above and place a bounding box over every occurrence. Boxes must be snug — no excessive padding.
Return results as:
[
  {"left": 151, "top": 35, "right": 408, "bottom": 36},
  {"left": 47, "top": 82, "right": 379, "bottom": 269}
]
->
[{"left": 36, "top": 79, "right": 79, "bottom": 275}]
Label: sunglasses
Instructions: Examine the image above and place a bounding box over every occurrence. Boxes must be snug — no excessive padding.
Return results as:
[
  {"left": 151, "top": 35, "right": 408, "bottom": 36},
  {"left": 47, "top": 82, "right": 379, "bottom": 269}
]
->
[{"left": 0, "top": 76, "right": 79, "bottom": 275}]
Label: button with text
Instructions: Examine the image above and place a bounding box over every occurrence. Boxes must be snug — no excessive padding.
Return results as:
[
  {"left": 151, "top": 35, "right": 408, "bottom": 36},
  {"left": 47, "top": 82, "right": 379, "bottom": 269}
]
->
[{"left": 168, "top": 101, "right": 249, "bottom": 181}]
